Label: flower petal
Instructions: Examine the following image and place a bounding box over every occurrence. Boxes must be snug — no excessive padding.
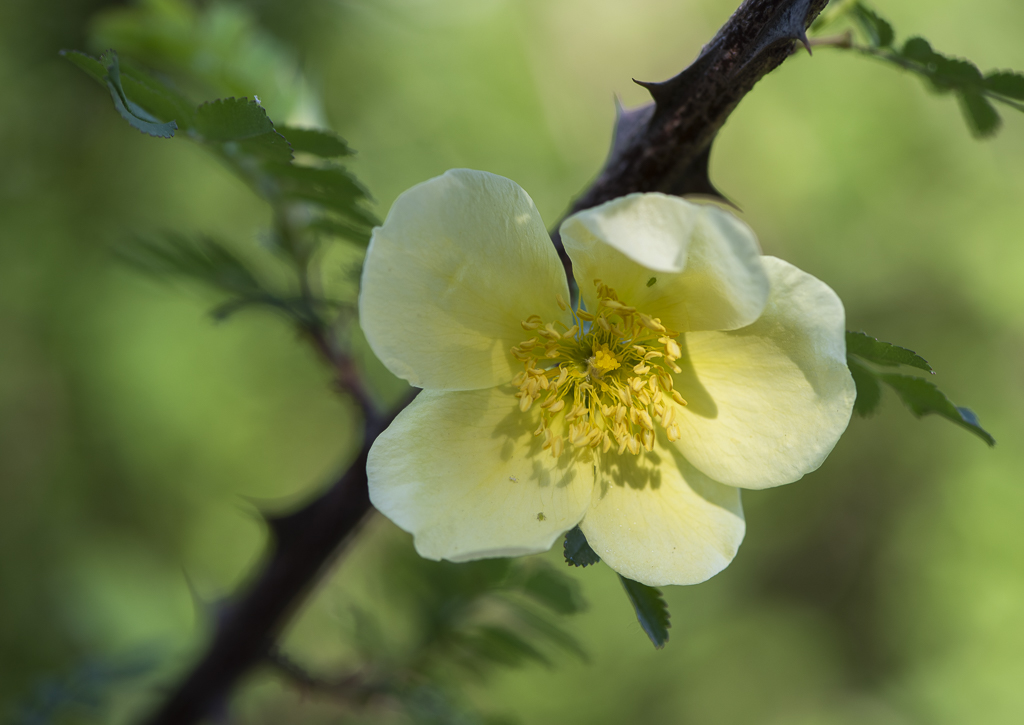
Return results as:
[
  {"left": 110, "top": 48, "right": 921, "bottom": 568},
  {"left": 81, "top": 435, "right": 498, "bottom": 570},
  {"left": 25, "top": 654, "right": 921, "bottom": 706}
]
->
[
  {"left": 360, "top": 169, "right": 571, "bottom": 391},
  {"left": 670, "top": 256, "right": 856, "bottom": 489},
  {"left": 368, "top": 386, "right": 596, "bottom": 561},
  {"left": 560, "top": 193, "right": 769, "bottom": 332},
  {"left": 580, "top": 440, "right": 744, "bottom": 587}
]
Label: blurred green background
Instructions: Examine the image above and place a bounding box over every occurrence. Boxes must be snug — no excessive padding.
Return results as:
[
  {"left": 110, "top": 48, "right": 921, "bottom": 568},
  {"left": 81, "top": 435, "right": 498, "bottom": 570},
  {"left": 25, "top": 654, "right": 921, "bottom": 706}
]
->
[{"left": 2, "top": 0, "right": 1023, "bottom": 722}]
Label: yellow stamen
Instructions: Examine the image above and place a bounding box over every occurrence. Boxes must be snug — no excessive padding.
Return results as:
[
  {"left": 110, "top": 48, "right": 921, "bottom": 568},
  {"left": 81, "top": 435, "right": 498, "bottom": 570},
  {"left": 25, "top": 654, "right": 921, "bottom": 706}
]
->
[{"left": 511, "top": 282, "right": 688, "bottom": 459}]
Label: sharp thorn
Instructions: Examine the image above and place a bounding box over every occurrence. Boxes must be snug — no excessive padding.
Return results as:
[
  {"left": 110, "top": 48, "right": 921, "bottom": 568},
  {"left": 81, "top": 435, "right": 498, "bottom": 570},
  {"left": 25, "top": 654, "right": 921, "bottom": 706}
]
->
[{"left": 799, "top": 29, "right": 812, "bottom": 55}]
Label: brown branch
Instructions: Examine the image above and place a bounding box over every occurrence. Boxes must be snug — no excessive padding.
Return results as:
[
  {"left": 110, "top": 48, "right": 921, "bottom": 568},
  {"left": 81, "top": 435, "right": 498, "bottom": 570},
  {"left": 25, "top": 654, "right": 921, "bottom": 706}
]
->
[
  {"left": 573, "top": 0, "right": 826, "bottom": 211},
  {"left": 141, "top": 0, "right": 827, "bottom": 722},
  {"left": 141, "top": 399, "right": 395, "bottom": 725},
  {"left": 554, "top": 0, "right": 828, "bottom": 276}
]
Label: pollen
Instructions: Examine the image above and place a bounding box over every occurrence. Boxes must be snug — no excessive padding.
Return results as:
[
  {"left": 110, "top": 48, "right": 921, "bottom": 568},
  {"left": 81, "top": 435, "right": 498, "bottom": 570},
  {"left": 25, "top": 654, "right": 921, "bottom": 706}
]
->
[
  {"left": 588, "top": 344, "right": 621, "bottom": 377},
  {"left": 509, "top": 280, "right": 688, "bottom": 458}
]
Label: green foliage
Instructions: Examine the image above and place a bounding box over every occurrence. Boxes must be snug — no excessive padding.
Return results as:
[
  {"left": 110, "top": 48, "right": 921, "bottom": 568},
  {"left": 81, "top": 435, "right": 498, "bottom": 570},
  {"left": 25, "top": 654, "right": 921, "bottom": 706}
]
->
[
  {"left": 563, "top": 525, "right": 601, "bottom": 568},
  {"left": 118, "top": 234, "right": 264, "bottom": 298},
  {"left": 194, "top": 97, "right": 292, "bottom": 162},
  {"left": 983, "top": 72, "right": 1024, "bottom": 101},
  {"left": 563, "top": 527, "right": 670, "bottom": 648},
  {"left": 846, "top": 331, "right": 932, "bottom": 372},
  {"left": 618, "top": 576, "right": 671, "bottom": 649},
  {"left": 813, "top": 1, "right": 1024, "bottom": 138},
  {"left": 63, "top": 45, "right": 377, "bottom": 337},
  {"left": 279, "top": 126, "right": 354, "bottom": 158},
  {"left": 463, "top": 625, "right": 552, "bottom": 668},
  {"left": 62, "top": 50, "right": 180, "bottom": 138},
  {"left": 116, "top": 233, "right": 339, "bottom": 330},
  {"left": 13, "top": 652, "right": 160, "bottom": 725},
  {"left": 366, "top": 547, "right": 588, "bottom": 678},
  {"left": 261, "top": 161, "right": 378, "bottom": 232},
  {"left": 847, "top": 356, "right": 882, "bottom": 417},
  {"left": 515, "top": 563, "right": 587, "bottom": 615},
  {"left": 62, "top": 49, "right": 375, "bottom": 237},
  {"left": 847, "top": 332, "right": 994, "bottom": 446},
  {"left": 273, "top": 548, "right": 587, "bottom": 722},
  {"left": 878, "top": 373, "right": 995, "bottom": 446},
  {"left": 849, "top": 3, "right": 893, "bottom": 48},
  {"left": 89, "top": 0, "right": 317, "bottom": 122}
]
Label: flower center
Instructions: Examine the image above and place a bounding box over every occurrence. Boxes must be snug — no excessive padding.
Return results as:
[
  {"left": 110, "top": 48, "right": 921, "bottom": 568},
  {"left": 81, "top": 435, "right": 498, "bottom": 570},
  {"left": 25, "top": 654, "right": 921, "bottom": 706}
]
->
[{"left": 510, "top": 280, "right": 687, "bottom": 458}]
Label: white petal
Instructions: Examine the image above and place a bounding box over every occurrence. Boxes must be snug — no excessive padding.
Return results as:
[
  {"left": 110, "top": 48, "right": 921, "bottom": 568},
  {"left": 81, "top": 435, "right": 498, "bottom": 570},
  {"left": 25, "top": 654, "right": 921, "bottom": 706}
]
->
[
  {"left": 580, "top": 440, "right": 744, "bottom": 587},
  {"left": 368, "top": 386, "right": 595, "bottom": 561},
  {"left": 560, "top": 193, "right": 769, "bottom": 331},
  {"left": 670, "top": 256, "right": 856, "bottom": 488},
  {"left": 360, "top": 169, "right": 571, "bottom": 391}
]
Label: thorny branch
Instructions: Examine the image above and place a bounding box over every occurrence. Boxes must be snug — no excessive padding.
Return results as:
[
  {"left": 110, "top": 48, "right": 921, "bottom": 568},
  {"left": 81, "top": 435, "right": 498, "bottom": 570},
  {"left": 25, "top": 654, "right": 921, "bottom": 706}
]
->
[{"left": 142, "top": 0, "right": 829, "bottom": 722}]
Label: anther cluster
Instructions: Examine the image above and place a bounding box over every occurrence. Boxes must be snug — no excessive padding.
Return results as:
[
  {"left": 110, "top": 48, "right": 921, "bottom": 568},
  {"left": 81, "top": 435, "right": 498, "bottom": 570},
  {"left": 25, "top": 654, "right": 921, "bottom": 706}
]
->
[{"left": 511, "top": 281, "right": 687, "bottom": 458}]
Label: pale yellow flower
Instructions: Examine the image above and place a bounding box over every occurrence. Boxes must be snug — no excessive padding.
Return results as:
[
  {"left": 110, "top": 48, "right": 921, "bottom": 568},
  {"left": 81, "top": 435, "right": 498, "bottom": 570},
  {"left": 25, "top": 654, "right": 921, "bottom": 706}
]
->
[{"left": 360, "top": 169, "right": 855, "bottom": 587}]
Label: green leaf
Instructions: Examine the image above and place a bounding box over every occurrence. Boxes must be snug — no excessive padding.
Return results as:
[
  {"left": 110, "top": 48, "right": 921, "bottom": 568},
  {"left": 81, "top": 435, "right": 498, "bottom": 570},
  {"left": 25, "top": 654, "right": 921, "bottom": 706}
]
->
[
  {"left": 464, "top": 626, "right": 551, "bottom": 668},
  {"left": 958, "top": 91, "right": 1003, "bottom": 137},
  {"left": 306, "top": 217, "right": 373, "bottom": 246},
  {"left": 60, "top": 49, "right": 106, "bottom": 84},
  {"left": 878, "top": 373, "right": 995, "bottom": 446},
  {"left": 847, "top": 356, "right": 882, "bottom": 417},
  {"left": 931, "top": 56, "right": 983, "bottom": 93},
  {"left": 618, "top": 576, "right": 670, "bottom": 649},
  {"left": 194, "top": 97, "right": 292, "bottom": 162},
  {"left": 278, "top": 126, "right": 354, "bottom": 157},
  {"left": 62, "top": 50, "right": 193, "bottom": 136},
  {"left": 502, "top": 601, "right": 588, "bottom": 662},
  {"left": 563, "top": 526, "right": 600, "bottom": 568},
  {"left": 104, "top": 51, "right": 178, "bottom": 138},
  {"left": 845, "top": 331, "right": 932, "bottom": 372},
  {"left": 517, "top": 565, "right": 585, "bottom": 615},
  {"left": 852, "top": 2, "right": 894, "bottom": 47},
  {"left": 984, "top": 71, "right": 1024, "bottom": 101},
  {"left": 900, "top": 36, "right": 940, "bottom": 66},
  {"left": 118, "top": 234, "right": 264, "bottom": 298},
  {"left": 117, "top": 56, "right": 196, "bottom": 129},
  {"left": 262, "top": 162, "right": 372, "bottom": 215}
]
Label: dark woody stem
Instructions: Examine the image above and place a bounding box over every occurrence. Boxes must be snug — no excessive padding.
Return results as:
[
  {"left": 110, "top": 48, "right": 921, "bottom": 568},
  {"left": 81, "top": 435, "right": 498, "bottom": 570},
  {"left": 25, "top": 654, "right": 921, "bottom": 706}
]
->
[{"left": 141, "top": 1, "right": 828, "bottom": 722}]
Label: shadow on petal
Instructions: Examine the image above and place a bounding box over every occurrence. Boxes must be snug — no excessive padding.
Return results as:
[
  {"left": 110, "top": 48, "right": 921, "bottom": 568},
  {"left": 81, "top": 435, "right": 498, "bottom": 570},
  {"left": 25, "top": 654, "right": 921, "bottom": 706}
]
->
[
  {"left": 597, "top": 449, "right": 664, "bottom": 495},
  {"left": 673, "top": 334, "right": 718, "bottom": 419},
  {"left": 490, "top": 386, "right": 593, "bottom": 491}
]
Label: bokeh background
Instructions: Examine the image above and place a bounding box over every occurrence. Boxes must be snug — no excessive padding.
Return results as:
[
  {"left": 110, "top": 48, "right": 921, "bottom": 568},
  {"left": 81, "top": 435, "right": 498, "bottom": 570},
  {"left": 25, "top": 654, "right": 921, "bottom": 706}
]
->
[{"left": 2, "top": 0, "right": 1023, "bottom": 722}]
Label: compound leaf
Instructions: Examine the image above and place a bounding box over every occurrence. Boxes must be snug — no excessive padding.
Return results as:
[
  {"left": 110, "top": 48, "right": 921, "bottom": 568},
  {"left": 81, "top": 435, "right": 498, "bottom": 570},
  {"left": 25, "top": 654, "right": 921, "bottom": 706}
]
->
[
  {"left": 118, "top": 234, "right": 265, "bottom": 300},
  {"left": 816, "top": 8, "right": 1024, "bottom": 139},
  {"left": 846, "top": 331, "right": 993, "bottom": 445}
]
